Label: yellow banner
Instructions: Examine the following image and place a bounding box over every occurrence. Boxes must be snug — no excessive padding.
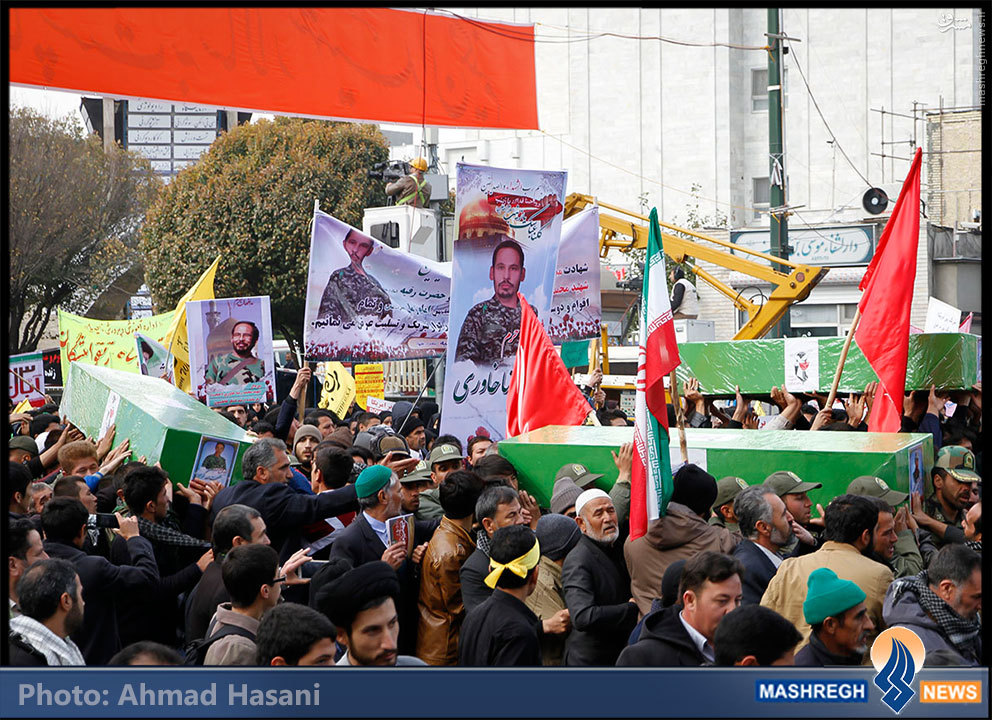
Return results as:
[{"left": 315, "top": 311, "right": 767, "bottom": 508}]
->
[
  {"left": 162, "top": 257, "right": 220, "bottom": 393},
  {"left": 319, "top": 362, "right": 356, "bottom": 419},
  {"left": 58, "top": 309, "right": 176, "bottom": 380},
  {"left": 354, "top": 363, "right": 385, "bottom": 410}
]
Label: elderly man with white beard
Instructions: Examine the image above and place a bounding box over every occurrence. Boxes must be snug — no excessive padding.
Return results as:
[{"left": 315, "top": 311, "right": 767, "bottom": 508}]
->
[{"left": 561, "top": 489, "right": 639, "bottom": 666}]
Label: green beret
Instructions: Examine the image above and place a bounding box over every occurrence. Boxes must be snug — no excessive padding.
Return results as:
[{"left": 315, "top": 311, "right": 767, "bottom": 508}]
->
[
  {"left": 803, "top": 568, "right": 866, "bottom": 625},
  {"left": 355, "top": 464, "right": 394, "bottom": 499}
]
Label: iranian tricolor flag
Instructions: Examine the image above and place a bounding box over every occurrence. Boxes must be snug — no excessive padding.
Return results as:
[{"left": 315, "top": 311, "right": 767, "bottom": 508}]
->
[{"left": 630, "top": 208, "right": 682, "bottom": 540}]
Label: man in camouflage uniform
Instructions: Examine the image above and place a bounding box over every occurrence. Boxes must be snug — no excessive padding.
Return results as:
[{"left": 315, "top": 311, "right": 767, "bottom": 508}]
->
[
  {"left": 200, "top": 442, "right": 228, "bottom": 471},
  {"left": 206, "top": 321, "right": 266, "bottom": 386},
  {"left": 455, "top": 240, "right": 529, "bottom": 364},
  {"left": 913, "top": 445, "right": 980, "bottom": 563},
  {"left": 317, "top": 229, "right": 392, "bottom": 324}
]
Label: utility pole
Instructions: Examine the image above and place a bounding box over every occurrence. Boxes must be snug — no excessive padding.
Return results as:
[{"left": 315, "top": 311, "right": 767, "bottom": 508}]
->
[{"left": 767, "top": 8, "right": 791, "bottom": 338}]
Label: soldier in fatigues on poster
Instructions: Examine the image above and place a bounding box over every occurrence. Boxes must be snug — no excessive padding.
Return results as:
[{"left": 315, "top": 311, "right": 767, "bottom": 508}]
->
[
  {"left": 206, "top": 321, "right": 266, "bottom": 385},
  {"left": 318, "top": 229, "right": 392, "bottom": 323},
  {"left": 455, "top": 239, "right": 530, "bottom": 364}
]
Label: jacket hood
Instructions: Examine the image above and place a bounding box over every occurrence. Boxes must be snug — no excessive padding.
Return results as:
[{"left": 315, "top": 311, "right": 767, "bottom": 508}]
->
[
  {"left": 645, "top": 502, "right": 713, "bottom": 550},
  {"left": 882, "top": 581, "right": 939, "bottom": 634},
  {"left": 638, "top": 604, "right": 698, "bottom": 654}
]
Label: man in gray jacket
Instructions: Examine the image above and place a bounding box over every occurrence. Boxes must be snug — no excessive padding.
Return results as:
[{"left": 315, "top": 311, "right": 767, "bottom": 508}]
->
[{"left": 882, "top": 544, "right": 982, "bottom": 666}]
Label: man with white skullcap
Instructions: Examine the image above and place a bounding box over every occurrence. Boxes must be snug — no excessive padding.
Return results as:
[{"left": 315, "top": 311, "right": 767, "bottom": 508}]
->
[{"left": 560, "top": 488, "right": 638, "bottom": 666}]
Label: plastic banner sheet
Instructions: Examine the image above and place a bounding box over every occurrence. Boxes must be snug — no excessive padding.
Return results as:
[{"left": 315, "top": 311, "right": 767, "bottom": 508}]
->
[
  {"left": 58, "top": 309, "right": 176, "bottom": 381},
  {"left": 304, "top": 209, "right": 449, "bottom": 361},
  {"left": 186, "top": 297, "right": 276, "bottom": 408},
  {"left": 547, "top": 206, "right": 601, "bottom": 343},
  {"left": 440, "top": 162, "right": 567, "bottom": 445}
]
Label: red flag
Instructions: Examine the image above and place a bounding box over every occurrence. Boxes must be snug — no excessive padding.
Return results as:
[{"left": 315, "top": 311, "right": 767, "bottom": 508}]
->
[
  {"left": 506, "top": 294, "right": 592, "bottom": 437},
  {"left": 854, "top": 147, "right": 922, "bottom": 432}
]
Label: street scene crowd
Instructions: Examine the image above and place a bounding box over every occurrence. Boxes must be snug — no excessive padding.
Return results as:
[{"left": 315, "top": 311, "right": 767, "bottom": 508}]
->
[{"left": 6, "top": 368, "right": 982, "bottom": 668}]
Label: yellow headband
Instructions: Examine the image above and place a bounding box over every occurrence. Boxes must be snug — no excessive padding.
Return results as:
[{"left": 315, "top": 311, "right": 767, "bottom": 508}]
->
[{"left": 484, "top": 538, "right": 541, "bottom": 589}]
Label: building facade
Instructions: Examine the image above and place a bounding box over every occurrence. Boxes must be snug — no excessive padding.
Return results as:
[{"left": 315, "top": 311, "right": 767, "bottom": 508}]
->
[{"left": 385, "top": 7, "right": 982, "bottom": 339}]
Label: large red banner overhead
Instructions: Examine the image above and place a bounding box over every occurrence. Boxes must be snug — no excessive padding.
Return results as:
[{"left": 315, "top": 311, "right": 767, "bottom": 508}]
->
[{"left": 9, "top": 7, "right": 538, "bottom": 130}]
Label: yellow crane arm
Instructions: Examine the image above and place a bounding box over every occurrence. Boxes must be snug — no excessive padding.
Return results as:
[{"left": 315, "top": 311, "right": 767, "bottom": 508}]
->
[{"left": 565, "top": 193, "right": 828, "bottom": 340}]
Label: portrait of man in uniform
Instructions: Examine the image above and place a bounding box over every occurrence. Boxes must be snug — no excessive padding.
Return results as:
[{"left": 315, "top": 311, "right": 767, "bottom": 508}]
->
[
  {"left": 317, "top": 229, "right": 393, "bottom": 324},
  {"left": 200, "top": 442, "right": 228, "bottom": 471},
  {"left": 205, "top": 321, "right": 266, "bottom": 386},
  {"left": 454, "top": 239, "right": 529, "bottom": 364}
]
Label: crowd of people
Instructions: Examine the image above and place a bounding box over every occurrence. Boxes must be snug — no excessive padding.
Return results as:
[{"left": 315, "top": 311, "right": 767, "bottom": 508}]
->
[{"left": 5, "top": 365, "right": 982, "bottom": 669}]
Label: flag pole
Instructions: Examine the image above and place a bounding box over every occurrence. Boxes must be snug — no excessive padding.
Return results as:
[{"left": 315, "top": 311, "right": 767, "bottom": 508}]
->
[
  {"left": 668, "top": 370, "right": 689, "bottom": 463},
  {"left": 825, "top": 307, "right": 863, "bottom": 409}
]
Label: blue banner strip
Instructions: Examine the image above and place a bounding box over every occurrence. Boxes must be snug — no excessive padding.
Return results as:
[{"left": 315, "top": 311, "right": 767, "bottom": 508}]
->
[{"left": 1, "top": 667, "right": 986, "bottom": 718}]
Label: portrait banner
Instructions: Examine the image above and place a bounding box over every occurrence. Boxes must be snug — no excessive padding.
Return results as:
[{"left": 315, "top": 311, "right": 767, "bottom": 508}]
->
[
  {"left": 186, "top": 297, "right": 276, "bottom": 408},
  {"left": 318, "top": 362, "right": 357, "bottom": 419},
  {"left": 547, "top": 205, "right": 602, "bottom": 343},
  {"left": 303, "top": 208, "right": 450, "bottom": 362},
  {"left": 440, "top": 162, "right": 567, "bottom": 446},
  {"left": 354, "top": 363, "right": 386, "bottom": 410},
  {"left": 784, "top": 337, "right": 820, "bottom": 393},
  {"left": 9, "top": 351, "right": 46, "bottom": 406},
  {"left": 58, "top": 309, "right": 176, "bottom": 381}
]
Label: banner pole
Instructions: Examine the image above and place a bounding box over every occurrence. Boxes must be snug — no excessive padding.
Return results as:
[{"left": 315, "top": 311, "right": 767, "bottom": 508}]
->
[
  {"left": 398, "top": 357, "right": 443, "bottom": 432},
  {"left": 825, "top": 307, "right": 863, "bottom": 409},
  {"left": 668, "top": 370, "right": 689, "bottom": 464}
]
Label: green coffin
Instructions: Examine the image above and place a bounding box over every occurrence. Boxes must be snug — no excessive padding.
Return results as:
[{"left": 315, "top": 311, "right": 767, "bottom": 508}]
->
[
  {"left": 61, "top": 363, "right": 252, "bottom": 486},
  {"left": 498, "top": 425, "right": 933, "bottom": 511},
  {"left": 672, "top": 332, "right": 979, "bottom": 396}
]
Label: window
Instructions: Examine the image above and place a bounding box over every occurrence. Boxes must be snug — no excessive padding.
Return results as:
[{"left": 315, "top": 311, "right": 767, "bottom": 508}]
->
[
  {"left": 751, "top": 68, "right": 789, "bottom": 112},
  {"left": 753, "top": 177, "right": 770, "bottom": 220},
  {"left": 736, "top": 303, "right": 858, "bottom": 338}
]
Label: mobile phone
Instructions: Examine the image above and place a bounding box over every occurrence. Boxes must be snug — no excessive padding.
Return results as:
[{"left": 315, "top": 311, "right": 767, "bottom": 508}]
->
[{"left": 88, "top": 513, "right": 120, "bottom": 529}]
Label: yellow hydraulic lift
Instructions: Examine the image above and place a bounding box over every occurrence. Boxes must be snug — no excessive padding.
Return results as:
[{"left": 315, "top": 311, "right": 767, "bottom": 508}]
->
[{"left": 564, "top": 193, "right": 827, "bottom": 341}]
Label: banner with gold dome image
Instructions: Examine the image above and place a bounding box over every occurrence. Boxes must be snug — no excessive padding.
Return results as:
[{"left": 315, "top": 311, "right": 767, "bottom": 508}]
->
[{"left": 440, "top": 163, "right": 567, "bottom": 447}]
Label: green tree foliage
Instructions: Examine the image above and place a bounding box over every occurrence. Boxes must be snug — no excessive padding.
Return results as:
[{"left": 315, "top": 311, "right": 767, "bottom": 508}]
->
[
  {"left": 8, "top": 106, "right": 161, "bottom": 354},
  {"left": 140, "top": 117, "right": 389, "bottom": 342}
]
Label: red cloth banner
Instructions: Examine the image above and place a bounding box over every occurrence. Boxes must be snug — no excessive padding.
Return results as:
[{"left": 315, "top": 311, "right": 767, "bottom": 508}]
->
[
  {"left": 854, "top": 148, "right": 923, "bottom": 433},
  {"left": 9, "top": 8, "right": 538, "bottom": 130}
]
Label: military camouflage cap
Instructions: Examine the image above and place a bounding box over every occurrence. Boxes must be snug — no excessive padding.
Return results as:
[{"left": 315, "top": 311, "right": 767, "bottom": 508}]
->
[
  {"left": 935, "top": 445, "right": 980, "bottom": 482},
  {"left": 554, "top": 462, "right": 603, "bottom": 490},
  {"left": 714, "top": 476, "right": 750, "bottom": 509}
]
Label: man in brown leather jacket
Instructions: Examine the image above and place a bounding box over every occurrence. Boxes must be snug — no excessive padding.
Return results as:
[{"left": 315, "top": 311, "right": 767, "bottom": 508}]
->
[{"left": 415, "top": 470, "right": 483, "bottom": 665}]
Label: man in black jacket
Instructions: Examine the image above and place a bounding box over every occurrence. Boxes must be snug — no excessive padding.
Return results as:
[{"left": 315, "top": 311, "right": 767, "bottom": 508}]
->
[
  {"left": 328, "top": 465, "right": 434, "bottom": 654},
  {"left": 460, "top": 525, "right": 543, "bottom": 666},
  {"left": 41, "top": 497, "right": 159, "bottom": 665},
  {"left": 731, "top": 485, "right": 795, "bottom": 605},
  {"left": 185, "top": 504, "right": 269, "bottom": 643},
  {"left": 210, "top": 438, "right": 358, "bottom": 563},
  {"left": 562, "top": 489, "right": 638, "bottom": 666},
  {"left": 109, "top": 466, "right": 213, "bottom": 649},
  {"left": 461, "top": 485, "right": 529, "bottom": 613},
  {"left": 617, "top": 551, "right": 743, "bottom": 666}
]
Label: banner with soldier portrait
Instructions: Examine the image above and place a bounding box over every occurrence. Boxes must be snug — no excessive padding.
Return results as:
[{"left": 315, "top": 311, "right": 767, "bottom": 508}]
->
[
  {"left": 303, "top": 208, "right": 450, "bottom": 362},
  {"left": 440, "top": 163, "right": 567, "bottom": 446},
  {"left": 186, "top": 296, "right": 276, "bottom": 408}
]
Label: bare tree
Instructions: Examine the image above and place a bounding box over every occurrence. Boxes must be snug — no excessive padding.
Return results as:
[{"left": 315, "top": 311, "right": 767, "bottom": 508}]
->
[{"left": 8, "top": 107, "right": 161, "bottom": 354}]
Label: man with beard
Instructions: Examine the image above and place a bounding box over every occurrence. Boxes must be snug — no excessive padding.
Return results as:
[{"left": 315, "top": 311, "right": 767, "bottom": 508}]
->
[
  {"left": 291, "top": 425, "right": 322, "bottom": 477},
  {"left": 914, "top": 446, "right": 980, "bottom": 561},
  {"left": 848, "top": 476, "right": 924, "bottom": 579},
  {"left": 764, "top": 471, "right": 823, "bottom": 556},
  {"left": 317, "top": 229, "right": 392, "bottom": 324},
  {"left": 455, "top": 240, "right": 529, "bottom": 364},
  {"left": 8, "top": 559, "right": 87, "bottom": 665},
  {"left": 731, "top": 485, "right": 795, "bottom": 605},
  {"left": 206, "top": 321, "right": 267, "bottom": 387},
  {"left": 883, "top": 544, "right": 982, "bottom": 666},
  {"left": 562, "top": 489, "right": 639, "bottom": 666},
  {"left": 794, "top": 569, "right": 875, "bottom": 666},
  {"left": 318, "top": 561, "right": 426, "bottom": 666},
  {"left": 761, "top": 494, "right": 893, "bottom": 652}
]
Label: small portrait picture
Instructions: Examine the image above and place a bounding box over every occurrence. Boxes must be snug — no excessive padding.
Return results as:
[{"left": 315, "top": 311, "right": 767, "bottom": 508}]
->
[{"left": 191, "top": 436, "right": 238, "bottom": 488}]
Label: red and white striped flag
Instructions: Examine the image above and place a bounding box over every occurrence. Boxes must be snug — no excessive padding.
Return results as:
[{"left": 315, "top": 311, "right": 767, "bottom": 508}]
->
[{"left": 630, "top": 208, "right": 681, "bottom": 540}]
